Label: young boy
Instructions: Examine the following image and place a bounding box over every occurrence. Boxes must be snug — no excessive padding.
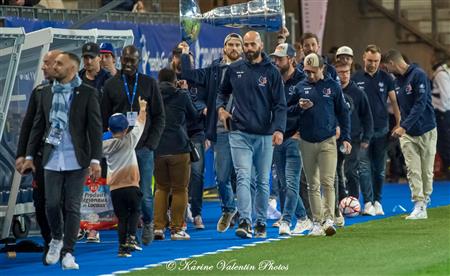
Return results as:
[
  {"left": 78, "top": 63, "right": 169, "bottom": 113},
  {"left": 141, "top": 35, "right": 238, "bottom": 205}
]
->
[{"left": 103, "top": 96, "right": 147, "bottom": 257}]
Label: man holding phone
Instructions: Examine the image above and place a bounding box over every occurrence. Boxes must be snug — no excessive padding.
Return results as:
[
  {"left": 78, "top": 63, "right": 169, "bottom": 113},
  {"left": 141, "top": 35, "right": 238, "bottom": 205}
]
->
[{"left": 294, "top": 53, "right": 351, "bottom": 237}]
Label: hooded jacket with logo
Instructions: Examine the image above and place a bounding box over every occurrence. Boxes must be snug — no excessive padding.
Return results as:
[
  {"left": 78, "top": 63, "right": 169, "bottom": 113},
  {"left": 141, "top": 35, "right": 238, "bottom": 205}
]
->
[
  {"left": 216, "top": 53, "right": 287, "bottom": 135},
  {"left": 293, "top": 76, "right": 351, "bottom": 143},
  {"left": 394, "top": 63, "right": 436, "bottom": 136}
]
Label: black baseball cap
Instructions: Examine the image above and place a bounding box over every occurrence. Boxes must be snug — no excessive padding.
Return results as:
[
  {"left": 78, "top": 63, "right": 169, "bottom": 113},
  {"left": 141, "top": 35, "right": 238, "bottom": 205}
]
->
[{"left": 82, "top": 42, "right": 100, "bottom": 58}]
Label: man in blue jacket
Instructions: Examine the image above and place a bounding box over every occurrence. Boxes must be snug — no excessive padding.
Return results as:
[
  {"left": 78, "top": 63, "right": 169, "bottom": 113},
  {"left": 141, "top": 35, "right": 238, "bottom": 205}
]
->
[
  {"left": 295, "top": 53, "right": 351, "bottom": 236},
  {"left": 383, "top": 49, "right": 437, "bottom": 220},
  {"left": 217, "top": 31, "right": 287, "bottom": 239},
  {"left": 178, "top": 33, "right": 243, "bottom": 232}
]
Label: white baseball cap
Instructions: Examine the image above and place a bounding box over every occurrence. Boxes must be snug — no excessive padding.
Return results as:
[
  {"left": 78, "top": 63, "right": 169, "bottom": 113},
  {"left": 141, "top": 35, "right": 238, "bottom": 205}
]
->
[{"left": 336, "top": 46, "right": 354, "bottom": 57}]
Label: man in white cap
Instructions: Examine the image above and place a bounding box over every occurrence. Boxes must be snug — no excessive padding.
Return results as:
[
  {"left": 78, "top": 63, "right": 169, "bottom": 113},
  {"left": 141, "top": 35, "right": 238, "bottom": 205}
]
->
[
  {"left": 294, "top": 53, "right": 351, "bottom": 236},
  {"left": 335, "top": 46, "right": 354, "bottom": 67}
]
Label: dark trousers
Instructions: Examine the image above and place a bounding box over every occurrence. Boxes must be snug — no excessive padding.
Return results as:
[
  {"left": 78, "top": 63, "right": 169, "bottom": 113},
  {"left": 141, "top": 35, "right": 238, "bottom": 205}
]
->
[
  {"left": 44, "top": 169, "right": 87, "bottom": 255},
  {"left": 189, "top": 132, "right": 205, "bottom": 217},
  {"left": 345, "top": 141, "right": 361, "bottom": 199},
  {"left": 436, "top": 110, "right": 450, "bottom": 173},
  {"left": 32, "top": 155, "right": 51, "bottom": 245},
  {"left": 111, "top": 186, "right": 142, "bottom": 245}
]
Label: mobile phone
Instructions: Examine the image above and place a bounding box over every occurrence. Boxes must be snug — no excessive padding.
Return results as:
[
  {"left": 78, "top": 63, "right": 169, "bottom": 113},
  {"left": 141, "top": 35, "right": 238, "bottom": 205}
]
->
[{"left": 225, "top": 117, "right": 232, "bottom": 131}]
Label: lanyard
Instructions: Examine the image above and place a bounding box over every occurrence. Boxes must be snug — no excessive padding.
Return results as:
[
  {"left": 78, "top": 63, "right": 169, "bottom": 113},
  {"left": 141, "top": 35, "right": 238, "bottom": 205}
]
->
[{"left": 122, "top": 73, "right": 138, "bottom": 111}]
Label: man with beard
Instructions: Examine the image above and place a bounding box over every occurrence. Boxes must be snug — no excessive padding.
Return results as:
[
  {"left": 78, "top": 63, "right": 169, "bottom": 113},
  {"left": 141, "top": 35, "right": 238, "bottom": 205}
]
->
[
  {"left": 352, "top": 45, "right": 401, "bottom": 216},
  {"left": 178, "top": 33, "right": 243, "bottom": 232},
  {"left": 22, "top": 52, "right": 102, "bottom": 269},
  {"left": 217, "top": 31, "right": 286, "bottom": 239},
  {"left": 297, "top": 32, "right": 338, "bottom": 82},
  {"left": 16, "top": 49, "right": 61, "bottom": 265},
  {"left": 270, "top": 43, "right": 312, "bottom": 236},
  {"left": 79, "top": 42, "right": 112, "bottom": 100},
  {"left": 102, "top": 45, "right": 166, "bottom": 246}
]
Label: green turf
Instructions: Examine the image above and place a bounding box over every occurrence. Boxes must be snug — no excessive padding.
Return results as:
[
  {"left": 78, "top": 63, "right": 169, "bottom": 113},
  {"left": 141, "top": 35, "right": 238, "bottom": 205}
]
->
[{"left": 131, "top": 206, "right": 450, "bottom": 275}]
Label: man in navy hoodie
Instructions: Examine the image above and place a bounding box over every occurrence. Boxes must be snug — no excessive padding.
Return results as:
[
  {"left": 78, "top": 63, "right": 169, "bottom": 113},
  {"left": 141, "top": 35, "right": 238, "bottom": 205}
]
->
[
  {"left": 217, "top": 31, "right": 287, "bottom": 239},
  {"left": 178, "top": 33, "right": 243, "bottom": 232},
  {"left": 383, "top": 49, "right": 437, "bottom": 220},
  {"left": 294, "top": 53, "right": 351, "bottom": 236}
]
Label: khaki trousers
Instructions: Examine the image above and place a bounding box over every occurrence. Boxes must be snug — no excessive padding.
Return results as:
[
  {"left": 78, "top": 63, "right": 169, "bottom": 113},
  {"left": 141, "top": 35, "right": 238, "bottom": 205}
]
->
[
  {"left": 399, "top": 128, "right": 437, "bottom": 202},
  {"left": 299, "top": 136, "right": 337, "bottom": 222}
]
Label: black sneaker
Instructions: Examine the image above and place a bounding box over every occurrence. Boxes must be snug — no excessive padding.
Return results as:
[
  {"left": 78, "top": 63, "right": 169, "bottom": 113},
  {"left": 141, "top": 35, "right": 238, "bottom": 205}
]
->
[
  {"left": 126, "top": 235, "right": 142, "bottom": 251},
  {"left": 254, "top": 222, "right": 267, "bottom": 238},
  {"left": 118, "top": 244, "right": 132, "bottom": 257},
  {"left": 235, "top": 220, "right": 252, "bottom": 239}
]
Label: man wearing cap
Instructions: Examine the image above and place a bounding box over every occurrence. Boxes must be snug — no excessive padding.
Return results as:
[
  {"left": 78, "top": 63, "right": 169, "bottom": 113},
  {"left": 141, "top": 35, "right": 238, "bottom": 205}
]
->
[
  {"left": 352, "top": 45, "right": 401, "bottom": 216},
  {"left": 382, "top": 49, "right": 437, "bottom": 220},
  {"left": 335, "top": 46, "right": 354, "bottom": 67},
  {"left": 217, "top": 31, "right": 286, "bottom": 239},
  {"left": 294, "top": 53, "right": 351, "bottom": 236},
  {"left": 79, "top": 42, "right": 112, "bottom": 100},
  {"left": 102, "top": 45, "right": 165, "bottom": 245},
  {"left": 298, "top": 32, "right": 339, "bottom": 82},
  {"left": 270, "top": 43, "right": 313, "bottom": 236},
  {"left": 100, "top": 42, "right": 117, "bottom": 76},
  {"left": 178, "top": 33, "right": 243, "bottom": 233}
]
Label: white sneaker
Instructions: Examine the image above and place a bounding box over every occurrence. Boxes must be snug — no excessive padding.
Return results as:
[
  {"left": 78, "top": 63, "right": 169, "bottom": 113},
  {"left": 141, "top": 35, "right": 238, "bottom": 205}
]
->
[
  {"left": 363, "top": 202, "right": 376, "bottom": 216},
  {"left": 267, "top": 198, "right": 281, "bottom": 220},
  {"left": 278, "top": 221, "right": 291, "bottom": 236},
  {"left": 406, "top": 201, "right": 427, "bottom": 220},
  {"left": 61, "top": 253, "right": 79, "bottom": 270},
  {"left": 45, "top": 239, "right": 63, "bottom": 265},
  {"left": 374, "top": 201, "right": 385, "bottom": 215},
  {"left": 308, "top": 222, "right": 325, "bottom": 236},
  {"left": 322, "top": 219, "right": 336, "bottom": 236},
  {"left": 335, "top": 214, "right": 345, "bottom": 227},
  {"left": 292, "top": 218, "right": 313, "bottom": 236},
  {"left": 171, "top": 230, "right": 191, "bottom": 240}
]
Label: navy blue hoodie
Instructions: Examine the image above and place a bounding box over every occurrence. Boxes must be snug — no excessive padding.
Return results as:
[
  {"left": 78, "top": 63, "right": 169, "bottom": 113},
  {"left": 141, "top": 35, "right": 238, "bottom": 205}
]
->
[
  {"left": 343, "top": 81, "right": 374, "bottom": 143},
  {"left": 216, "top": 53, "right": 287, "bottom": 135},
  {"left": 394, "top": 63, "right": 436, "bottom": 136},
  {"left": 294, "top": 76, "right": 351, "bottom": 143},
  {"left": 181, "top": 54, "right": 226, "bottom": 142},
  {"left": 284, "top": 69, "right": 306, "bottom": 138}
]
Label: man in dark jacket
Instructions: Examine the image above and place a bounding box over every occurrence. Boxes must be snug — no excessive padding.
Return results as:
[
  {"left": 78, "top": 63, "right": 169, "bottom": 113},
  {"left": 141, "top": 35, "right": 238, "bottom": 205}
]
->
[
  {"left": 294, "top": 53, "right": 351, "bottom": 237},
  {"left": 178, "top": 33, "right": 243, "bottom": 233},
  {"left": 217, "top": 31, "right": 287, "bottom": 239},
  {"left": 102, "top": 45, "right": 165, "bottom": 245},
  {"left": 383, "top": 49, "right": 437, "bottom": 220},
  {"left": 335, "top": 61, "right": 373, "bottom": 207}
]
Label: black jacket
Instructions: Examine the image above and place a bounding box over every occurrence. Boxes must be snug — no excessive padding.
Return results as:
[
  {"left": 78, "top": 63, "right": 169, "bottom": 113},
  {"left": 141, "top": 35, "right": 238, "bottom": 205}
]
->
[
  {"left": 102, "top": 72, "right": 165, "bottom": 150},
  {"left": 156, "top": 82, "right": 198, "bottom": 156},
  {"left": 25, "top": 83, "right": 103, "bottom": 168}
]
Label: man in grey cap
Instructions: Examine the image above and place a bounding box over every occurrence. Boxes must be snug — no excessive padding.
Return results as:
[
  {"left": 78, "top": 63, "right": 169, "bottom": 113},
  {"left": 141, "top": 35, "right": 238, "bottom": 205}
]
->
[
  {"left": 270, "top": 43, "right": 312, "bottom": 236},
  {"left": 178, "top": 33, "right": 243, "bottom": 232}
]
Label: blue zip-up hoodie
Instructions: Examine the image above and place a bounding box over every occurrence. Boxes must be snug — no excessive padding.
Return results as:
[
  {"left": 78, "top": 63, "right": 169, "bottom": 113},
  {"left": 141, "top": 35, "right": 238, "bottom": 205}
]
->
[
  {"left": 343, "top": 81, "right": 373, "bottom": 143},
  {"left": 294, "top": 76, "right": 351, "bottom": 143},
  {"left": 284, "top": 69, "right": 306, "bottom": 138},
  {"left": 216, "top": 53, "right": 287, "bottom": 135},
  {"left": 180, "top": 54, "right": 225, "bottom": 142},
  {"left": 394, "top": 63, "right": 436, "bottom": 136}
]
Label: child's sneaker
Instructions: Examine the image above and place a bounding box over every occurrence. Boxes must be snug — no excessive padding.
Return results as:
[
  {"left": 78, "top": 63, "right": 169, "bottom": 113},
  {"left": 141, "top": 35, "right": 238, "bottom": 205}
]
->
[{"left": 118, "top": 244, "right": 132, "bottom": 257}]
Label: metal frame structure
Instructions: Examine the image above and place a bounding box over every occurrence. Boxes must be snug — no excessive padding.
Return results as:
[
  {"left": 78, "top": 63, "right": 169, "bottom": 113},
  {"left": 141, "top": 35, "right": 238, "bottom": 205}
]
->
[{"left": 0, "top": 27, "right": 133, "bottom": 249}]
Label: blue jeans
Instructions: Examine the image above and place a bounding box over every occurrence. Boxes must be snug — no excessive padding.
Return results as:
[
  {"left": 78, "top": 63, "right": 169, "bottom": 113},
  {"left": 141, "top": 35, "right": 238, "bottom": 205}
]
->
[
  {"left": 273, "top": 138, "right": 306, "bottom": 224},
  {"left": 359, "top": 129, "right": 388, "bottom": 203},
  {"left": 229, "top": 130, "right": 273, "bottom": 225},
  {"left": 136, "top": 147, "right": 154, "bottom": 224},
  {"left": 189, "top": 132, "right": 205, "bottom": 217},
  {"left": 213, "top": 132, "right": 236, "bottom": 213}
]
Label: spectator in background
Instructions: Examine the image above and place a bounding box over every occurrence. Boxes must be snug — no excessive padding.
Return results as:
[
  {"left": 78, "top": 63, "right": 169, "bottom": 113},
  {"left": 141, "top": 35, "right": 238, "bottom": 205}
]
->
[
  {"left": 293, "top": 42, "right": 305, "bottom": 65},
  {"left": 101, "top": 0, "right": 143, "bottom": 11},
  {"left": 153, "top": 69, "right": 198, "bottom": 240},
  {"left": 102, "top": 45, "right": 166, "bottom": 246},
  {"left": 1, "top": 0, "right": 40, "bottom": 6},
  {"left": 431, "top": 59, "right": 450, "bottom": 179},
  {"left": 383, "top": 49, "right": 437, "bottom": 220},
  {"left": 100, "top": 42, "right": 118, "bottom": 76}
]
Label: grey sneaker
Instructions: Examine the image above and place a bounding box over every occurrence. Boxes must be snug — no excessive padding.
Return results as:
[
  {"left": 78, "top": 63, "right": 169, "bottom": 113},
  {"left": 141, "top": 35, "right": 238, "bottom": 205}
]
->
[
  {"left": 61, "top": 252, "right": 79, "bottom": 270},
  {"left": 45, "top": 239, "right": 63, "bottom": 265},
  {"left": 217, "top": 209, "right": 237, "bottom": 232},
  {"left": 194, "top": 215, "right": 205, "bottom": 230},
  {"left": 141, "top": 223, "right": 153, "bottom": 245}
]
